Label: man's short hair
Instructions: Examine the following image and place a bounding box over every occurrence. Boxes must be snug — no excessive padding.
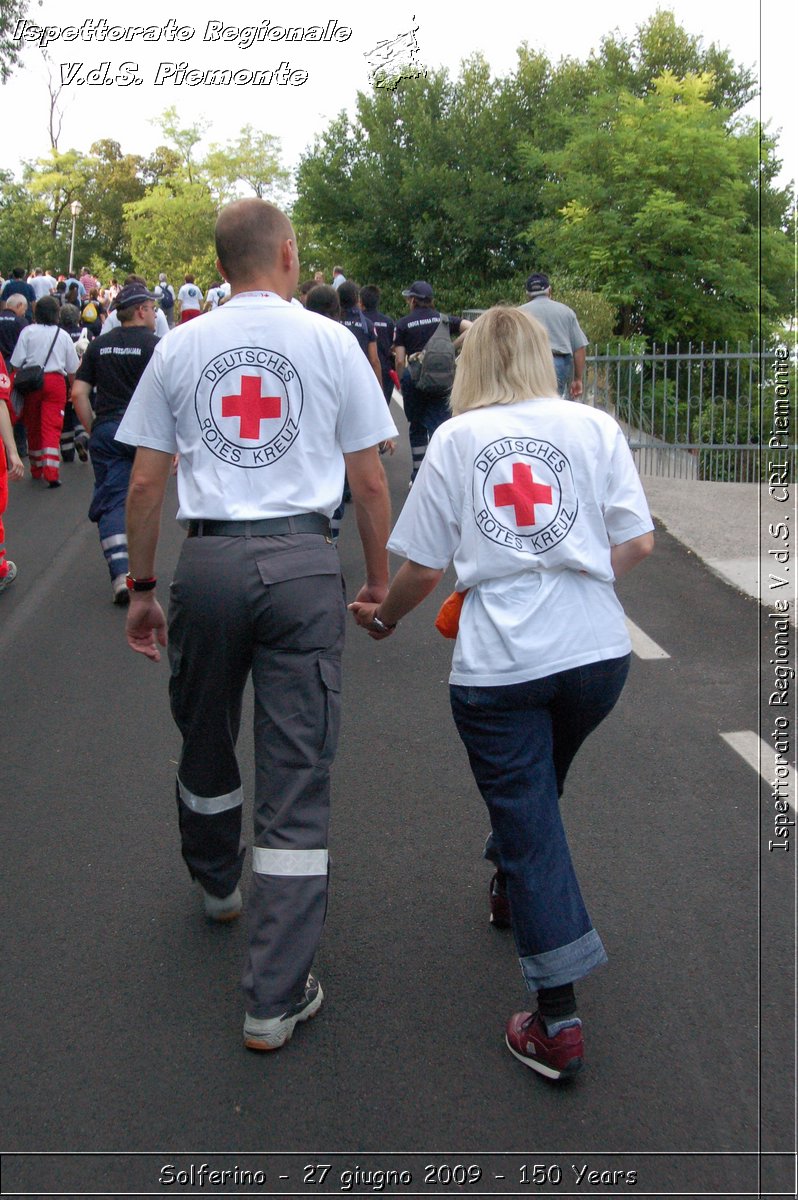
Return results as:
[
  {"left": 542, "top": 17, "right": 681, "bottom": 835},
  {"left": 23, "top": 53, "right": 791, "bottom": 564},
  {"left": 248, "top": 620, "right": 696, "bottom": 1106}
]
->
[
  {"left": 11, "top": 268, "right": 25, "bottom": 279},
  {"left": 215, "top": 199, "right": 294, "bottom": 283},
  {"left": 5, "top": 294, "right": 27, "bottom": 313},
  {"left": 333, "top": 265, "right": 344, "bottom": 276},
  {"left": 34, "top": 296, "right": 60, "bottom": 326},
  {"left": 359, "top": 285, "right": 380, "bottom": 312},
  {"left": 337, "top": 280, "right": 359, "bottom": 309},
  {"left": 305, "top": 285, "right": 340, "bottom": 321}
]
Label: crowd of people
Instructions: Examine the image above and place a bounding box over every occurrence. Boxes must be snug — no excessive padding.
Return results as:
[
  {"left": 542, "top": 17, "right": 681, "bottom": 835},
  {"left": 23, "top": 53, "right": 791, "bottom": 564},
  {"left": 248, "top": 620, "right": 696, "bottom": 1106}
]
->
[{"left": 1, "top": 210, "right": 653, "bottom": 1083}]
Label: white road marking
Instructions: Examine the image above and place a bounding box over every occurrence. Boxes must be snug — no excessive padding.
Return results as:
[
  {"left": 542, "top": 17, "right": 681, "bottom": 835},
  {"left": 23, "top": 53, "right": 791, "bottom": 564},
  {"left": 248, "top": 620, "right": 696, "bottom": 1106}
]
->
[
  {"left": 625, "top": 618, "right": 671, "bottom": 659},
  {"left": 721, "top": 730, "right": 798, "bottom": 787}
]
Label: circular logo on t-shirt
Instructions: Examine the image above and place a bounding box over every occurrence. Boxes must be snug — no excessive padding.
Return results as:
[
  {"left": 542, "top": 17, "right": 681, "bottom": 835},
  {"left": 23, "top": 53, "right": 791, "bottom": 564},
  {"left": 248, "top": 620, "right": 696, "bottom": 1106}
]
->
[
  {"left": 474, "top": 437, "right": 578, "bottom": 553},
  {"left": 194, "top": 346, "right": 303, "bottom": 468}
]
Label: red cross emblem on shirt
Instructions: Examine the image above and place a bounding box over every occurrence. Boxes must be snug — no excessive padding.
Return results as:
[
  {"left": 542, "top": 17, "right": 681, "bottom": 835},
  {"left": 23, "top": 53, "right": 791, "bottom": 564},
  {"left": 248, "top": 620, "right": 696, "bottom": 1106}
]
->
[
  {"left": 221, "top": 375, "right": 281, "bottom": 439},
  {"left": 493, "top": 462, "right": 553, "bottom": 526}
]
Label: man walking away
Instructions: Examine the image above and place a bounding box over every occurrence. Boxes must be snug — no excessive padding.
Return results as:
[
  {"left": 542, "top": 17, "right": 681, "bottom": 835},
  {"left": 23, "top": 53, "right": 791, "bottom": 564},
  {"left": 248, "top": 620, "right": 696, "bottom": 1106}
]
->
[
  {"left": 360, "top": 285, "right": 396, "bottom": 406},
  {"left": 519, "top": 273, "right": 589, "bottom": 400},
  {"left": 71, "top": 284, "right": 159, "bottom": 604},
  {"left": 393, "top": 280, "right": 471, "bottom": 484},
  {"left": 116, "top": 198, "right": 397, "bottom": 1051}
]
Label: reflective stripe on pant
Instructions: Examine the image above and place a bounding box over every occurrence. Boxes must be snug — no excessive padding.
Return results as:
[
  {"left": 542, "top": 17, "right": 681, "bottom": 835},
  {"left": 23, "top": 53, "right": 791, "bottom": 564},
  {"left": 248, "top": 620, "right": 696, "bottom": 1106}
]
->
[
  {"left": 167, "top": 531, "right": 344, "bottom": 1019},
  {"left": 23, "top": 375, "right": 64, "bottom": 481},
  {"left": 23, "top": 373, "right": 66, "bottom": 483},
  {"left": 88, "top": 419, "right": 135, "bottom": 580}
]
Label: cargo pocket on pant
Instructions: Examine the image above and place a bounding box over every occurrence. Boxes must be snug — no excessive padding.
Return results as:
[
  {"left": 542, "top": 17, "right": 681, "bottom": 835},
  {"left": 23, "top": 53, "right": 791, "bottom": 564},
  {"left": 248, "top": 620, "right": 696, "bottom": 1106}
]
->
[{"left": 318, "top": 653, "right": 342, "bottom": 763}]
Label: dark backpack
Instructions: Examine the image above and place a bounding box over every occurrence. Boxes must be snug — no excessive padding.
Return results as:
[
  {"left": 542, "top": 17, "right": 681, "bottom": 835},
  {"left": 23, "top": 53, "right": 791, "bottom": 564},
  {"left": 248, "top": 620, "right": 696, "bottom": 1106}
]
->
[
  {"left": 416, "top": 315, "right": 456, "bottom": 398},
  {"left": 159, "top": 285, "right": 174, "bottom": 310}
]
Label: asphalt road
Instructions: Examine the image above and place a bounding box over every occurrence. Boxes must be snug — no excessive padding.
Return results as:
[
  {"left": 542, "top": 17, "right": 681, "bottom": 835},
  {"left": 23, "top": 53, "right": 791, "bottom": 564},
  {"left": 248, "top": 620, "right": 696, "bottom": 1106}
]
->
[{"left": 0, "top": 413, "right": 793, "bottom": 1199}]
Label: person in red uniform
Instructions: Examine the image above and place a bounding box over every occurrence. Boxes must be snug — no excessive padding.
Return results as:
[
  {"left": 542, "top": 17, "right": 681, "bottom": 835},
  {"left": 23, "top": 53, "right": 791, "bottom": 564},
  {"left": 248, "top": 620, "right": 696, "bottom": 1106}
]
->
[{"left": 10, "top": 296, "right": 79, "bottom": 487}]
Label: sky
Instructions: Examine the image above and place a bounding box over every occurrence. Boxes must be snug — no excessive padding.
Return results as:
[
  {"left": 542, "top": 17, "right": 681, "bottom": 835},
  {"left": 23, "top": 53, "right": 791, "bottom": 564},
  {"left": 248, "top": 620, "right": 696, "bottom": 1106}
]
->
[{"left": 3, "top": 0, "right": 796, "bottom": 191}]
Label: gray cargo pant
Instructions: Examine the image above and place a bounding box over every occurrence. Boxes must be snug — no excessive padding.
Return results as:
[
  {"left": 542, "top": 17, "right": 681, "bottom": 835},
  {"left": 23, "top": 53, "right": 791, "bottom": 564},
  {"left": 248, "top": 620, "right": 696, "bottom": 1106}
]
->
[{"left": 167, "top": 530, "right": 344, "bottom": 1019}]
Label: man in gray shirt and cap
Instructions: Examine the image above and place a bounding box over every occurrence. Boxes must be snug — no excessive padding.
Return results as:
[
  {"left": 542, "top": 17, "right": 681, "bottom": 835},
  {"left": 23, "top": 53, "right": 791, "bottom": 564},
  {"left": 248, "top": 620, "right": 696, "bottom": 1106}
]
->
[{"left": 520, "top": 273, "right": 589, "bottom": 400}]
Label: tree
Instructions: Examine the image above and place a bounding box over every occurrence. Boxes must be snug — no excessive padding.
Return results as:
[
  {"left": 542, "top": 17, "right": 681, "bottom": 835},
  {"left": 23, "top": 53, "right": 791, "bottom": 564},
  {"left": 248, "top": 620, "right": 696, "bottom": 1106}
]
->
[
  {"left": 203, "top": 125, "right": 289, "bottom": 205},
  {"left": 294, "top": 57, "right": 542, "bottom": 312},
  {"left": 150, "top": 107, "right": 210, "bottom": 186},
  {"left": 124, "top": 182, "right": 217, "bottom": 285},
  {"left": 525, "top": 71, "right": 792, "bottom": 343},
  {"left": 0, "top": 0, "right": 38, "bottom": 83},
  {"left": 0, "top": 170, "right": 54, "bottom": 268}
]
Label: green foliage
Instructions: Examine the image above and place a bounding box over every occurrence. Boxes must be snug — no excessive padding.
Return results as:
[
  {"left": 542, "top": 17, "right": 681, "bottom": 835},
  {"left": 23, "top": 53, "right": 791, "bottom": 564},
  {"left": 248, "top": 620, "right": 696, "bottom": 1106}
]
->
[
  {"left": 124, "top": 181, "right": 217, "bottom": 286},
  {"left": 204, "top": 125, "right": 290, "bottom": 206},
  {"left": 295, "top": 11, "right": 789, "bottom": 340},
  {"left": 0, "top": 0, "right": 34, "bottom": 83},
  {"left": 294, "top": 55, "right": 542, "bottom": 314},
  {"left": 527, "top": 71, "right": 792, "bottom": 343},
  {"left": 0, "top": 107, "right": 290, "bottom": 286}
]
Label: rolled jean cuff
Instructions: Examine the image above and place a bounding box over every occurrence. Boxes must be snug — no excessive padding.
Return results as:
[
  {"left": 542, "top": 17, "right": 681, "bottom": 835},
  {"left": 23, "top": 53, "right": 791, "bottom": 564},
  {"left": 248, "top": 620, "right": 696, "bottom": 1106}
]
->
[{"left": 519, "top": 928, "right": 608, "bottom": 992}]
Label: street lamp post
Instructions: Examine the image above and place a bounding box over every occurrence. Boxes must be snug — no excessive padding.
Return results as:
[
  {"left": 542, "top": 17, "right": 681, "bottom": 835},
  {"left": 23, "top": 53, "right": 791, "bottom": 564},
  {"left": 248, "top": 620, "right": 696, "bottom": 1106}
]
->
[{"left": 68, "top": 200, "right": 82, "bottom": 276}]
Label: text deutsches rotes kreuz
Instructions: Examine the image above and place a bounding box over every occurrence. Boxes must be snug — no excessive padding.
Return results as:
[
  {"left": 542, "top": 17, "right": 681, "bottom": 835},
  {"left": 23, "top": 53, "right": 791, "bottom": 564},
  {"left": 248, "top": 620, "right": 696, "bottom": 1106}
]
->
[{"left": 193, "top": 348, "right": 303, "bottom": 468}]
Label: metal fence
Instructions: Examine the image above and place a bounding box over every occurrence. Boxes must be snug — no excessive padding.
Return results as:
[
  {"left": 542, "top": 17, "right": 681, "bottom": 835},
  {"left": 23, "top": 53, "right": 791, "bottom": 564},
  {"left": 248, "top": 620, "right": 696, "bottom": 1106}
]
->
[
  {"left": 458, "top": 322, "right": 792, "bottom": 483},
  {"left": 585, "top": 342, "right": 790, "bottom": 482}
]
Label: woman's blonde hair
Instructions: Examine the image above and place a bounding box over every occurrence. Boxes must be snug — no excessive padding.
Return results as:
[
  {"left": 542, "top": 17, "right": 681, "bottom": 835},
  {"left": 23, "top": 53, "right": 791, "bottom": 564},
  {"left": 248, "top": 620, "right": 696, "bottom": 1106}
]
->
[{"left": 449, "top": 305, "right": 559, "bottom": 416}]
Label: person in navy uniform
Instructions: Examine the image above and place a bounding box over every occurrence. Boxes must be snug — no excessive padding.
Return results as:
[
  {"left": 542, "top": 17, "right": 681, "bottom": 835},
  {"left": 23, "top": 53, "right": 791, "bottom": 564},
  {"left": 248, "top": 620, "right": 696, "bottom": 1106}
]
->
[
  {"left": 393, "top": 280, "right": 471, "bottom": 483},
  {"left": 70, "top": 284, "right": 159, "bottom": 603},
  {"left": 337, "top": 280, "right": 382, "bottom": 387},
  {"left": 1, "top": 269, "right": 36, "bottom": 322},
  {"left": 359, "top": 285, "right": 396, "bottom": 406}
]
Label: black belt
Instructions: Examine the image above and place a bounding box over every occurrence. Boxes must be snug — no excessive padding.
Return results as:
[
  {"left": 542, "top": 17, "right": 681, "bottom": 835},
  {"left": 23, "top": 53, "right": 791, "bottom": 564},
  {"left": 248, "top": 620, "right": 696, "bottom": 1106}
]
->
[
  {"left": 187, "top": 514, "right": 331, "bottom": 538},
  {"left": 552, "top": 351, "right": 572, "bottom": 358}
]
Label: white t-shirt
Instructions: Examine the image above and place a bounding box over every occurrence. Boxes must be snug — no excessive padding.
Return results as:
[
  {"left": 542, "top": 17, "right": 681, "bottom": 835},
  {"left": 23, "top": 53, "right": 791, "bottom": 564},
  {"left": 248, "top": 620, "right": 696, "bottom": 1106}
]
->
[
  {"left": 30, "top": 275, "right": 56, "bottom": 301},
  {"left": 11, "top": 324, "right": 80, "bottom": 375},
  {"left": 116, "top": 292, "right": 398, "bottom": 521},
  {"left": 387, "top": 397, "right": 653, "bottom": 686},
  {"left": 177, "top": 283, "right": 203, "bottom": 312},
  {"left": 205, "top": 283, "right": 231, "bottom": 309},
  {"left": 103, "top": 307, "right": 170, "bottom": 339}
]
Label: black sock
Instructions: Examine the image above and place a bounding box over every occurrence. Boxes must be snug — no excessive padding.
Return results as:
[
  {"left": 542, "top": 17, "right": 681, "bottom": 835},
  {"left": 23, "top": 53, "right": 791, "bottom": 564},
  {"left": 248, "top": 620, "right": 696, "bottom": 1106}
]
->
[{"left": 537, "top": 983, "right": 577, "bottom": 1026}]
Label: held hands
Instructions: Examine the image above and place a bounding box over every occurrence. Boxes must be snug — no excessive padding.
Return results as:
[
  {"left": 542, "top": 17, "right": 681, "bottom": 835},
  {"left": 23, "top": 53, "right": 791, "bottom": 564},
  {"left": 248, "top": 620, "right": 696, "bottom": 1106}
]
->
[
  {"left": 348, "top": 600, "right": 395, "bottom": 639},
  {"left": 126, "top": 593, "right": 168, "bottom": 662}
]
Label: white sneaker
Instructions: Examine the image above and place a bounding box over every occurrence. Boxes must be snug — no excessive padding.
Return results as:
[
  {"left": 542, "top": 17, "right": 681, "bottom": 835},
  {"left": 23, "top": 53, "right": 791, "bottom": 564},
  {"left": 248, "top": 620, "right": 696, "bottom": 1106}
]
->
[
  {"left": 244, "top": 975, "right": 323, "bottom": 1051},
  {"left": 112, "top": 575, "right": 129, "bottom": 605},
  {"left": 200, "top": 884, "right": 242, "bottom": 922}
]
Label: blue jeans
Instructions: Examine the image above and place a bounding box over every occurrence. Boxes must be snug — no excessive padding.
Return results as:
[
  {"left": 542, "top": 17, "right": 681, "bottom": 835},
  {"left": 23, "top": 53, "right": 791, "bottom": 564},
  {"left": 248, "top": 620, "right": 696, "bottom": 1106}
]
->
[
  {"left": 553, "top": 353, "right": 574, "bottom": 398},
  {"left": 450, "top": 654, "right": 630, "bottom": 992},
  {"left": 88, "top": 418, "right": 135, "bottom": 580}
]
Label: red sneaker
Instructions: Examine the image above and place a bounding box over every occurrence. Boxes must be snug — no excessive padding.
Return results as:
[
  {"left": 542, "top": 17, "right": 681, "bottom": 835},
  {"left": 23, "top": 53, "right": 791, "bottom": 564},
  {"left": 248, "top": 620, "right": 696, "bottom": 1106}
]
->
[
  {"left": 505, "top": 1011, "right": 584, "bottom": 1080},
  {"left": 489, "top": 871, "right": 511, "bottom": 928}
]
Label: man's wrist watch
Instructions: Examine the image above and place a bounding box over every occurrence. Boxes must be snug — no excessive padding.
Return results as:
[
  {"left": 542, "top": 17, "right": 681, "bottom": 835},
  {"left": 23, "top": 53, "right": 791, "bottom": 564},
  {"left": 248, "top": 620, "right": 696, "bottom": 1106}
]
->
[
  {"left": 126, "top": 573, "right": 157, "bottom": 592},
  {"left": 371, "top": 613, "right": 397, "bottom": 633}
]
